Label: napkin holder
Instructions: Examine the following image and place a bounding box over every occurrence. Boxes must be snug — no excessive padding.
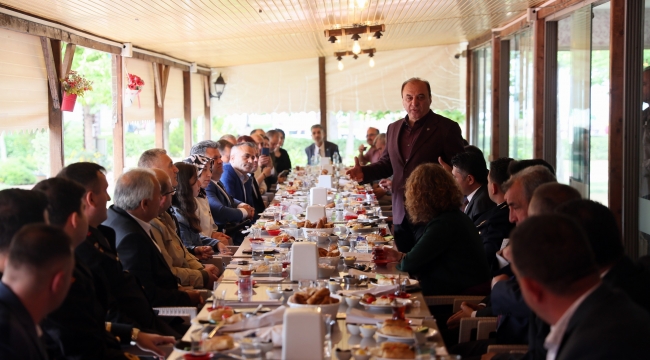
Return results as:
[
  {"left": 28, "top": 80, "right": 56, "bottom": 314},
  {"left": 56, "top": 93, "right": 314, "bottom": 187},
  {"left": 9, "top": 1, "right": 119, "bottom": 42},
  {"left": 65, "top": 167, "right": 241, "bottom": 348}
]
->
[
  {"left": 290, "top": 242, "right": 318, "bottom": 281},
  {"left": 282, "top": 308, "right": 324, "bottom": 360},
  {"left": 317, "top": 175, "right": 333, "bottom": 189},
  {"left": 320, "top": 156, "right": 331, "bottom": 165},
  {"left": 309, "top": 187, "right": 328, "bottom": 206},
  {"left": 305, "top": 205, "right": 326, "bottom": 223}
]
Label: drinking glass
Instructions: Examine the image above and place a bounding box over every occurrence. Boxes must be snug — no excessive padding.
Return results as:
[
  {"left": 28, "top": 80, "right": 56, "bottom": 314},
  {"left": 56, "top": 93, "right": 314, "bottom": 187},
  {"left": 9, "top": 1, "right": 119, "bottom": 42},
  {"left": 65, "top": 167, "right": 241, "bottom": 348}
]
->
[
  {"left": 240, "top": 337, "right": 262, "bottom": 360},
  {"left": 391, "top": 299, "right": 407, "bottom": 320},
  {"left": 274, "top": 211, "right": 282, "bottom": 222},
  {"left": 251, "top": 240, "right": 265, "bottom": 260}
]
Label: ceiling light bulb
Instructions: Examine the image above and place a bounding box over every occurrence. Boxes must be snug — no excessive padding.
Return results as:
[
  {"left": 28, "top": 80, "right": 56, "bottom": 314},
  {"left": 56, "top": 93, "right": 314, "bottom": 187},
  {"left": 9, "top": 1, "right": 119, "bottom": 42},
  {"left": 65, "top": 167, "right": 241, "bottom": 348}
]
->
[
  {"left": 357, "top": 0, "right": 367, "bottom": 8},
  {"left": 352, "top": 41, "right": 361, "bottom": 55},
  {"left": 338, "top": 60, "right": 344, "bottom": 71},
  {"left": 369, "top": 57, "right": 375, "bottom": 67}
]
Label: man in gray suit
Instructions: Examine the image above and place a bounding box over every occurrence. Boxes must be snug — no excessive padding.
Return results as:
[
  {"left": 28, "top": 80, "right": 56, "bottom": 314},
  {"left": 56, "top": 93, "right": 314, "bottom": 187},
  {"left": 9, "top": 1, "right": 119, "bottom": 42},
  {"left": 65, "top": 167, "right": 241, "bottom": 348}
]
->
[{"left": 305, "top": 124, "right": 340, "bottom": 165}]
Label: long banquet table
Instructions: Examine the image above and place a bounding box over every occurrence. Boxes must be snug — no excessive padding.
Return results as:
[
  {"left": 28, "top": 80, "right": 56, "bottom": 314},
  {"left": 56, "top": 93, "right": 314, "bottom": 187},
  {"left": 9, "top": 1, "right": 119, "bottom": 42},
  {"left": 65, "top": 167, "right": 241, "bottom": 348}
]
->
[{"left": 167, "top": 177, "right": 448, "bottom": 359}]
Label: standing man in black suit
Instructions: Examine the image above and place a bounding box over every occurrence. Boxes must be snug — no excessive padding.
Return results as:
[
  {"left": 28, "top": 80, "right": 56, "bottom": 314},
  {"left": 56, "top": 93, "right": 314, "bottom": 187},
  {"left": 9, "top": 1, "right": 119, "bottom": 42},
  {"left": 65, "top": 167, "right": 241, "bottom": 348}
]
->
[
  {"left": 305, "top": 124, "right": 341, "bottom": 164},
  {"left": 511, "top": 215, "right": 650, "bottom": 360},
  {"left": 474, "top": 157, "right": 515, "bottom": 273},
  {"left": 104, "top": 169, "right": 202, "bottom": 308},
  {"left": 451, "top": 151, "right": 495, "bottom": 224},
  {"left": 0, "top": 225, "right": 74, "bottom": 360}
]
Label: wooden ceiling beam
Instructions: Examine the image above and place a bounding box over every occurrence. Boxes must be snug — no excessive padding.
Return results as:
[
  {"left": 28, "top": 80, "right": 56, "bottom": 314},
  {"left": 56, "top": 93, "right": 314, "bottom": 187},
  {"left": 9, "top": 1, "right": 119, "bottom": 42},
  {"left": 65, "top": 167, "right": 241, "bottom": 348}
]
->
[
  {"left": 334, "top": 48, "right": 376, "bottom": 57},
  {"left": 468, "top": 31, "right": 494, "bottom": 50},
  {"left": 324, "top": 24, "right": 385, "bottom": 38},
  {"left": 40, "top": 36, "right": 61, "bottom": 110}
]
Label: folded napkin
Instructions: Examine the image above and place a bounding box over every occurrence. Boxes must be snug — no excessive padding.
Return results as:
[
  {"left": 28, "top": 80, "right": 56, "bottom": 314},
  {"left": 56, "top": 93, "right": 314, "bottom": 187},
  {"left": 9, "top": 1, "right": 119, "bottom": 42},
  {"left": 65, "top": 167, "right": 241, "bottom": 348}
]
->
[
  {"left": 231, "top": 324, "right": 283, "bottom": 347},
  {"left": 337, "top": 284, "right": 397, "bottom": 297},
  {"left": 287, "top": 204, "right": 304, "bottom": 215},
  {"left": 345, "top": 308, "right": 423, "bottom": 326},
  {"left": 220, "top": 306, "right": 286, "bottom": 332}
]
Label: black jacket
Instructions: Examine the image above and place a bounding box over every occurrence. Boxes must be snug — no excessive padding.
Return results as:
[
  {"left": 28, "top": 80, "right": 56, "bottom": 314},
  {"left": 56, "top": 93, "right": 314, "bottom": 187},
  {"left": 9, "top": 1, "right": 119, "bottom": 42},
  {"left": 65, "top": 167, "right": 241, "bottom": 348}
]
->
[
  {"left": 41, "top": 255, "right": 131, "bottom": 360},
  {"left": 476, "top": 202, "right": 514, "bottom": 273},
  {"left": 556, "top": 284, "right": 650, "bottom": 360},
  {"left": 103, "top": 205, "right": 192, "bottom": 307},
  {"left": 75, "top": 226, "right": 162, "bottom": 332},
  {"left": 464, "top": 185, "right": 496, "bottom": 225},
  {"left": 0, "top": 282, "right": 49, "bottom": 360}
]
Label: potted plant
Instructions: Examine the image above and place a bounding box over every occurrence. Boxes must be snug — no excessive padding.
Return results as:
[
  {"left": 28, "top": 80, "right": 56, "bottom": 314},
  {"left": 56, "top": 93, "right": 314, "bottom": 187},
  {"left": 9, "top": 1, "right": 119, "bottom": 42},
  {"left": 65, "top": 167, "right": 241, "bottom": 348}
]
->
[
  {"left": 60, "top": 71, "right": 93, "bottom": 112},
  {"left": 125, "top": 73, "right": 145, "bottom": 107}
]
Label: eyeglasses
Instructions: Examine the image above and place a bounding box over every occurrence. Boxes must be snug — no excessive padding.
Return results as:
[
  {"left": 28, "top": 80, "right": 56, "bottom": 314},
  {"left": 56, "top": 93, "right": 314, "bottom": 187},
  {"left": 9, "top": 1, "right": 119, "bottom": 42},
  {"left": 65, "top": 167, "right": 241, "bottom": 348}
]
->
[{"left": 162, "top": 187, "right": 177, "bottom": 196}]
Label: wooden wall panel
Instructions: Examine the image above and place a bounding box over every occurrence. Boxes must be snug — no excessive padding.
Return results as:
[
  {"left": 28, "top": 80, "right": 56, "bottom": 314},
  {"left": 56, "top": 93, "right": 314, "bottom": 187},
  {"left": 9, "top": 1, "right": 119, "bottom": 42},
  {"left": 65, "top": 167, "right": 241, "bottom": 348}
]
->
[{"left": 533, "top": 20, "right": 546, "bottom": 159}]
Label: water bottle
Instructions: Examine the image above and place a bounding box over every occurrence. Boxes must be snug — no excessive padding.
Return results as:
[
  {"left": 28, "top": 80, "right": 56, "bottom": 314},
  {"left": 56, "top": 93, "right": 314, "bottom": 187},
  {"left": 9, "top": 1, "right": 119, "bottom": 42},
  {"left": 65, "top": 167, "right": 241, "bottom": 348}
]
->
[{"left": 332, "top": 152, "right": 340, "bottom": 165}]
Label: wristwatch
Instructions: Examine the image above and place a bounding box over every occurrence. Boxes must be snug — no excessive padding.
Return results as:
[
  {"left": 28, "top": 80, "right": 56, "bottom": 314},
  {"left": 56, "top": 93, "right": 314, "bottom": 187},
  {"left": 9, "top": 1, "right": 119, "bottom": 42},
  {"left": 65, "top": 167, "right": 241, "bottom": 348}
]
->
[{"left": 131, "top": 327, "right": 140, "bottom": 342}]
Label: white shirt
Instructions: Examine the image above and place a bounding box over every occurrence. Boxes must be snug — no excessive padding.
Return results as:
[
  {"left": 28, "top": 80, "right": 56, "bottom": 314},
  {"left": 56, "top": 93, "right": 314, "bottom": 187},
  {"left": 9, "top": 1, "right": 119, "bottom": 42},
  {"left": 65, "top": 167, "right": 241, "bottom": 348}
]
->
[
  {"left": 466, "top": 185, "right": 480, "bottom": 204},
  {"left": 127, "top": 212, "right": 162, "bottom": 253},
  {"left": 544, "top": 284, "right": 600, "bottom": 360},
  {"left": 317, "top": 142, "right": 325, "bottom": 157}
]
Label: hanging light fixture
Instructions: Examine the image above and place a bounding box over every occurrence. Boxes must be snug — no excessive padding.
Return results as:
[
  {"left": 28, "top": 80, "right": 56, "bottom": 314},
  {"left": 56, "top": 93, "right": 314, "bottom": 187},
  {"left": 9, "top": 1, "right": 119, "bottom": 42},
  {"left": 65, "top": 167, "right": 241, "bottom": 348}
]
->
[
  {"left": 209, "top": 73, "right": 227, "bottom": 100},
  {"left": 353, "top": 54, "right": 359, "bottom": 60},
  {"left": 337, "top": 56, "right": 344, "bottom": 71},
  {"left": 373, "top": 31, "right": 383, "bottom": 39},
  {"left": 368, "top": 53, "right": 375, "bottom": 68},
  {"left": 328, "top": 35, "right": 337, "bottom": 43},
  {"left": 351, "top": 34, "right": 361, "bottom": 55}
]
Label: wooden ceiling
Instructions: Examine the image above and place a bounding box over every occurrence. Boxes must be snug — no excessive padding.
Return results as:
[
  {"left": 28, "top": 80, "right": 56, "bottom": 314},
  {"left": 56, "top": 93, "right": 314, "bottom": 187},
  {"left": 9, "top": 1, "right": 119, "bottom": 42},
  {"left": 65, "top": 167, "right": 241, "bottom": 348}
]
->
[{"left": 0, "top": 0, "right": 550, "bottom": 67}]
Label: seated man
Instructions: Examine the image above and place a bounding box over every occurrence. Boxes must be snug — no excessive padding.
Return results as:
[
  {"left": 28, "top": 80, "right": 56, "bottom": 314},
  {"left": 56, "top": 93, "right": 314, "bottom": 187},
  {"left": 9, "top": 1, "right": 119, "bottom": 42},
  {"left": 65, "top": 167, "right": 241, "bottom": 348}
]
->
[
  {"left": 305, "top": 124, "right": 340, "bottom": 164},
  {"left": 221, "top": 142, "right": 258, "bottom": 217},
  {"left": 103, "top": 169, "right": 202, "bottom": 307},
  {"left": 150, "top": 168, "right": 219, "bottom": 289},
  {"left": 474, "top": 157, "right": 515, "bottom": 273},
  {"left": 138, "top": 148, "right": 216, "bottom": 260},
  {"left": 451, "top": 152, "right": 495, "bottom": 224},
  {"left": 58, "top": 162, "right": 182, "bottom": 337},
  {"left": 510, "top": 215, "right": 650, "bottom": 359},
  {"left": 194, "top": 140, "right": 254, "bottom": 245},
  {"left": 358, "top": 127, "right": 381, "bottom": 165},
  {"left": 0, "top": 224, "right": 74, "bottom": 360},
  {"left": 0, "top": 189, "right": 48, "bottom": 274},
  {"left": 34, "top": 178, "right": 174, "bottom": 359}
]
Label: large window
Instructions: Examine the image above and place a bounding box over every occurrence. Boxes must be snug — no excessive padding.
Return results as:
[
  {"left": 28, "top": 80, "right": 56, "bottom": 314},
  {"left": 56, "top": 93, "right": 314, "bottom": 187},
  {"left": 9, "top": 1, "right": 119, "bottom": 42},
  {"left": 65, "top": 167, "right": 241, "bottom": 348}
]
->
[
  {"left": 555, "top": 3, "right": 610, "bottom": 205},
  {"left": 508, "top": 30, "right": 534, "bottom": 159},
  {"left": 471, "top": 47, "right": 492, "bottom": 160}
]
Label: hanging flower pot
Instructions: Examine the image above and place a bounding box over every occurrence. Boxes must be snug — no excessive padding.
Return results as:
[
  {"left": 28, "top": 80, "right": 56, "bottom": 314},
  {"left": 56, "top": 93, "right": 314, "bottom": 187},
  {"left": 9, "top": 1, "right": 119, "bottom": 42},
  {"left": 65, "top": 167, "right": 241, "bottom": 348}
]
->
[
  {"left": 124, "top": 88, "right": 141, "bottom": 108},
  {"left": 61, "top": 92, "right": 77, "bottom": 112},
  {"left": 125, "top": 73, "right": 145, "bottom": 108},
  {"left": 60, "top": 71, "right": 92, "bottom": 112}
]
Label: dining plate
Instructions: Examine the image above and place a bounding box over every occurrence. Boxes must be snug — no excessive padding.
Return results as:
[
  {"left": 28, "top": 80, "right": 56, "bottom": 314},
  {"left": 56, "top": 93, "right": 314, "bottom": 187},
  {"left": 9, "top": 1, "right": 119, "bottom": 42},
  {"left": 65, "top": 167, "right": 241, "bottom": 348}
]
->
[
  {"left": 359, "top": 298, "right": 412, "bottom": 310},
  {"left": 368, "top": 279, "right": 419, "bottom": 289},
  {"left": 375, "top": 329, "right": 416, "bottom": 343}
]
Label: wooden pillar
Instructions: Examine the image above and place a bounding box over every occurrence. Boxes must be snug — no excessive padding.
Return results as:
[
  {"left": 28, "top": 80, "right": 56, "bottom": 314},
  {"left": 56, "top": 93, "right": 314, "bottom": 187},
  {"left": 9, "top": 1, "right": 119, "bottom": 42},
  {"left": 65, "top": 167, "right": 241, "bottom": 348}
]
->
[
  {"left": 465, "top": 46, "right": 472, "bottom": 140},
  {"left": 112, "top": 55, "right": 125, "bottom": 180},
  {"left": 608, "top": 0, "right": 626, "bottom": 253},
  {"left": 153, "top": 63, "right": 170, "bottom": 149},
  {"left": 490, "top": 33, "right": 501, "bottom": 159},
  {"left": 318, "top": 57, "right": 327, "bottom": 135},
  {"left": 203, "top": 75, "right": 211, "bottom": 140},
  {"left": 533, "top": 19, "right": 546, "bottom": 159},
  {"left": 543, "top": 21, "right": 559, "bottom": 168},
  {"left": 183, "top": 71, "right": 192, "bottom": 156},
  {"left": 41, "top": 37, "right": 63, "bottom": 176}
]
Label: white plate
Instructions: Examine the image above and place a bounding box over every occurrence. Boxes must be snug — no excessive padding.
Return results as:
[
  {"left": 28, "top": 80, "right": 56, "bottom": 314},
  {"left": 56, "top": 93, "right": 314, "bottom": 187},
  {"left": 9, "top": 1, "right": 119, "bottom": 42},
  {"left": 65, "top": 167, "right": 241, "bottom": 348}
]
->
[
  {"left": 359, "top": 298, "right": 412, "bottom": 310},
  {"left": 368, "top": 279, "right": 419, "bottom": 289},
  {"left": 375, "top": 328, "right": 416, "bottom": 343}
]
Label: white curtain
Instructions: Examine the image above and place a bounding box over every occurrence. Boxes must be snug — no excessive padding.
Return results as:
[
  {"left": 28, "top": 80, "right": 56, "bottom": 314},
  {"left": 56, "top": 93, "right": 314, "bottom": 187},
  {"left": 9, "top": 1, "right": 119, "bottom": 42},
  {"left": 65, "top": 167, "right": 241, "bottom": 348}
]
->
[
  {"left": 0, "top": 28, "right": 48, "bottom": 133},
  {"left": 123, "top": 58, "right": 155, "bottom": 123},
  {"left": 164, "top": 67, "right": 183, "bottom": 120}
]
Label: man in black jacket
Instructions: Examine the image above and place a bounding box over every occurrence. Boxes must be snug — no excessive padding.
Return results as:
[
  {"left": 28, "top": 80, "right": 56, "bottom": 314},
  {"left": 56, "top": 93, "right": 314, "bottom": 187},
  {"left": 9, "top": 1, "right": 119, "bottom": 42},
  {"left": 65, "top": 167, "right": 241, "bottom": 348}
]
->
[
  {"left": 103, "top": 168, "right": 203, "bottom": 308},
  {"left": 34, "top": 177, "right": 174, "bottom": 359},
  {"left": 57, "top": 162, "right": 183, "bottom": 337},
  {"left": 475, "top": 157, "right": 515, "bottom": 273},
  {"left": 451, "top": 152, "right": 495, "bottom": 224},
  {"left": 510, "top": 215, "right": 650, "bottom": 360}
]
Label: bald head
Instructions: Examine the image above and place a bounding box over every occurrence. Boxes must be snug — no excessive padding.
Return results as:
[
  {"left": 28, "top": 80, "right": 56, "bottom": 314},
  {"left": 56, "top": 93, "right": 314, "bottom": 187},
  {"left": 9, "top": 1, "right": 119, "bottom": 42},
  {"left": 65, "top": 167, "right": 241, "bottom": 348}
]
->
[
  {"left": 230, "top": 143, "right": 257, "bottom": 174},
  {"left": 528, "top": 183, "right": 582, "bottom": 217}
]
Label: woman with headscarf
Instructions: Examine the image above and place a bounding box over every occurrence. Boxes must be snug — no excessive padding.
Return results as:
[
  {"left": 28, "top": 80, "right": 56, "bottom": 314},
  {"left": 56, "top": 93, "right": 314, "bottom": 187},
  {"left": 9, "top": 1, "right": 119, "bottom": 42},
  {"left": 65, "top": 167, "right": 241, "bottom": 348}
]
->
[{"left": 172, "top": 158, "right": 232, "bottom": 254}]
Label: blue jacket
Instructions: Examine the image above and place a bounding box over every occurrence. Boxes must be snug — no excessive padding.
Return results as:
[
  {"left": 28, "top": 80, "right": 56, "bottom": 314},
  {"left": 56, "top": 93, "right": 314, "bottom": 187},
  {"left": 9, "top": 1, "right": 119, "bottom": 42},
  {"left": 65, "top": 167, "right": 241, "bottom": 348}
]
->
[
  {"left": 0, "top": 282, "right": 49, "bottom": 360},
  {"left": 205, "top": 180, "right": 245, "bottom": 225},
  {"left": 220, "top": 163, "right": 255, "bottom": 209},
  {"left": 172, "top": 207, "right": 219, "bottom": 250}
]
